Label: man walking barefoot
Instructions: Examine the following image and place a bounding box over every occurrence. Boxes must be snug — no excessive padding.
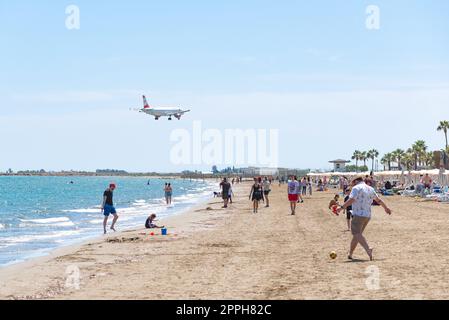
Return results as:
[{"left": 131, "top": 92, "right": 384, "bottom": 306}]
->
[
  {"left": 338, "top": 177, "right": 392, "bottom": 261},
  {"left": 101, "top": 183, "right": 119, "bottom": 234},
  {"left": 220, "top": 178, "right": 231, "bottom": 208},
  {"left": 288, "top": 176, "right": 300, "bottom": 215}
]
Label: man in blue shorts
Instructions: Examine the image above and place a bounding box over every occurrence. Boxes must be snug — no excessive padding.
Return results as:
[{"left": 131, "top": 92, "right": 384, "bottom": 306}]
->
[{"left": 101, "top": 183, "right": 119, "bottom": 234}]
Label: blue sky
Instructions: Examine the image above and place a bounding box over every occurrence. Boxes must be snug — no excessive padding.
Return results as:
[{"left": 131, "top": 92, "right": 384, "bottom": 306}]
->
[{"left": 0, "top": 0, "right": 448, "bottom": 172}]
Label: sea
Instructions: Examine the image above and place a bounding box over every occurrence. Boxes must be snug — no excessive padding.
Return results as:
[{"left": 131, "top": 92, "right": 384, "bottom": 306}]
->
[{"left": 0, "top": 176, "right": 216, "bottom": 267}]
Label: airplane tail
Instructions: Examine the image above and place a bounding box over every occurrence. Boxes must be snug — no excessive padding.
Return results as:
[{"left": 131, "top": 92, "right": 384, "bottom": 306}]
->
[{"left": 143, "top": 95, "right": 151, "bottom": 109}]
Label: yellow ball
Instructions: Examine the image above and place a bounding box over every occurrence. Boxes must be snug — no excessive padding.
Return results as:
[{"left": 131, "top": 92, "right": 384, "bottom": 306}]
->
[{"left": 329, "top": 251, "right": 337, "bottom": 260}]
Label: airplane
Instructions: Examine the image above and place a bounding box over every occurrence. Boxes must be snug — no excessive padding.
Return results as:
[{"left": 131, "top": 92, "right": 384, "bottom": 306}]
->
[{"left": 131, "top": 95, "right": 190, "bottom": 120}]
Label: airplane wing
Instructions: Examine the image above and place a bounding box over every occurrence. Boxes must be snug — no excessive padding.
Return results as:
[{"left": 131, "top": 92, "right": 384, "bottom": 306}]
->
[
  {"left": 172, "top": 110, "right": 191, "bottom": 120},
  {"left": 168, "top": 110, "right": 190, "bottom": 116}
]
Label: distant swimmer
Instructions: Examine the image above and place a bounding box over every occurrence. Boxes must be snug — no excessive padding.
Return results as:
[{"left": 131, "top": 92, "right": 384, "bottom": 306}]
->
[{"left": 101, "top": 183, "right": 119, "bottom": 235}]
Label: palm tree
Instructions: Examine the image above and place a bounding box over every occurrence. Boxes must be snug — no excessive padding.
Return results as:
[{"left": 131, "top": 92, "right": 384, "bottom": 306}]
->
[
  {"left": 411, "top": 140, "right": 428, "bottom": 170},
  {"left": 437, "top": 120, "right": 449, "bottom": 151},
  {"left": 381, "top": 153, "right": 394, "bottom": 171},
  {"left": 367, "top": 149, "right": 379, "bottom": 172},
  {"left": 403, "top": 152, "right": 415, "bottom": 171},
  {"left": 424, "top": 152, "right": 434, "bottom": 168},
  {"left": 360, "top": 151, "right": 368, "bottom": 168},
  {"left": 392, "top": 149, "right": 405, "bottom": 170},
  {"left": 352, "top": 150, "right": 362, "bottom": 172}
]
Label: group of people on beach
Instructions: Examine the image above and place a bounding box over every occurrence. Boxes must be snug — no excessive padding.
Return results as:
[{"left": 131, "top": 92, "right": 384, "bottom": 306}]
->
[
  {"left": 248, "top": 176, "right": 272, "bottom": 213},
  {"left": 218, "top": 176, "right": 273, "bottom": 213},
  {"left": 100, "top": 174, "right": 393, "bottom": 262}
]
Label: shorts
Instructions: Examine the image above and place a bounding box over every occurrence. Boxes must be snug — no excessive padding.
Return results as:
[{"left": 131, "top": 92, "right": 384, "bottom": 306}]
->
[
  {"left": 351, "top": 216, "right": 370, "bottom": 235},
  {"left": 264, "top": 190, "right": 271, "bottom": 196},
  {"left": 288, "top": 194, "right": 299, "bottom": 202},
  {"left": 346, "top": 209, "right": 353, "bottom": 220},
  {"left": 103, "top": 204, "right": 117, "bottom": 217}
]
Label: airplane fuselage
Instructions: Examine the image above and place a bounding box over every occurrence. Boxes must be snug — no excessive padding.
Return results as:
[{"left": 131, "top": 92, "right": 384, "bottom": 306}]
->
[
  {"left": 135, "top": 95, "right": 190, "bottom": 120},
  {"left": 141, "top": 107, "right": 185, "bottom": 117}
]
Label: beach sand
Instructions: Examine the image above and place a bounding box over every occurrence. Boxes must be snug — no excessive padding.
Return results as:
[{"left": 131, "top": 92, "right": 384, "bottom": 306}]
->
[{"left": 1, "top": 181, "right": 449, "bottom": 300}]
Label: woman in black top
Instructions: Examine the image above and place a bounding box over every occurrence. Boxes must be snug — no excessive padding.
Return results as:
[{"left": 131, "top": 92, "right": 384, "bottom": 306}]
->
[{"left": 249, "top": 177, "right": 265, "bottom": 213}]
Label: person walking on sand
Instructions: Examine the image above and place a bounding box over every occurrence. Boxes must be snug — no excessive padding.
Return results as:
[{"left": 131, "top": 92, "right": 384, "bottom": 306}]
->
[
  {"left": 262, "top": 176, "right": 272, "bottom": 208},
  {"left": 228, "top": 183, "right": 235, "bottom": 204},
  {"left": 101, "top": 183, "right": 119, "bottom": 235},
  {"left": 301, "top": 177, "right": 308, "bottom": 196},
  {"left": 220, "top": 178, "right": 231, "bottom": 208},
  {"left": 297, "top": 179, "right": 304, "bottom": 204},
  {"left": 337, "top": 176, "right": 392, "bottom": 261},
  {"left": 288, "top": 176, "right": 300, "bottom": 215},
  {"left": 307, "top": 177, "right": 313, "bottom": 196},
  {"left": 249, "top": 177, "right": 264, "bottom": 213}
]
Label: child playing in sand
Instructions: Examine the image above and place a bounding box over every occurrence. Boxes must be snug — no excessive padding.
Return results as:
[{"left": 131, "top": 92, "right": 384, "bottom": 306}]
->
[
  {"left": 145, "top": 214, "right": 165, "bottom": 229},
  {"left": 328, "top": 194, "right": 340, "bottom": 215}
]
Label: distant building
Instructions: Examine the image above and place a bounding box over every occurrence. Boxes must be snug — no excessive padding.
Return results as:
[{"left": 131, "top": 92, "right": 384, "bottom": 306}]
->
[
  {"left": 329, "top": 159, "right": 350, "bottom": 172},
  {"left": 239, "top": 167, "right": 279, "bottom": 177}
]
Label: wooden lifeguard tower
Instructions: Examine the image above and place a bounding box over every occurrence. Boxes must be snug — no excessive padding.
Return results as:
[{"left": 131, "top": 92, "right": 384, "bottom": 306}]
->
[{"left": 329, "top": 159, "right": 350, "bottom": 172}]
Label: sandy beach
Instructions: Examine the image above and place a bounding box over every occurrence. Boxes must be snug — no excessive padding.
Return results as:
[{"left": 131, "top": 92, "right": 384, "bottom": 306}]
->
[{"left": 1, "top": 181, "right": 449, "bottom": 300}]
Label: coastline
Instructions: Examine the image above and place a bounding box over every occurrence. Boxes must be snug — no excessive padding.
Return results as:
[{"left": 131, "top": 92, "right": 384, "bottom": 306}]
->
[
  {"left": 0, "top": 183, "right": 218, "bottom": 274},
  {"left": 0, "top": 180, "right": 232, "bottom": 299},
  {"left": 0, "top": 176, "right": 218, "bottom": 268}
]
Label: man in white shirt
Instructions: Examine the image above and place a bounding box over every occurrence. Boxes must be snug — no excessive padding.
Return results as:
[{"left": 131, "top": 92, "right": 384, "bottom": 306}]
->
[
  {"left": 288, "top": 176, "right": 300, "bottom": 215},
  {"left": 338, "top": 177, "right": 392, "bottom": 261}
]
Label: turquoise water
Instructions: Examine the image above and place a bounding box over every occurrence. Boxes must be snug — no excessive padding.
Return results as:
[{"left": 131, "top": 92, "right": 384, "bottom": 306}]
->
[{"left": 0, "top": 176, "right": 215, "bottom": 267}]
